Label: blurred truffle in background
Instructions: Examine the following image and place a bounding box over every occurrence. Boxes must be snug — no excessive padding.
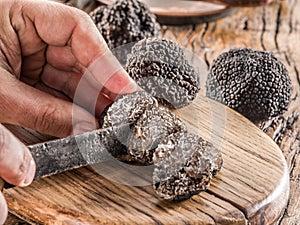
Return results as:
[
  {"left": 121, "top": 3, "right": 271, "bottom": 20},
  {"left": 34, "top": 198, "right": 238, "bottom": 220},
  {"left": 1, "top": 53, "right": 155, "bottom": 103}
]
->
[{"left": 90, "top": 0, "right": 160, "bottom": 63}]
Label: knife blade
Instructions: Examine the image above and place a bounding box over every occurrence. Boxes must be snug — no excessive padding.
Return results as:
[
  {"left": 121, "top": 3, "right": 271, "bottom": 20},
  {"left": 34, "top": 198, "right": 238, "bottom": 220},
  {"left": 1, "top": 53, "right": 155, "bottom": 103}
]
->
[{"left": 0, "top": 123, "right": 132, "bottom": 190}]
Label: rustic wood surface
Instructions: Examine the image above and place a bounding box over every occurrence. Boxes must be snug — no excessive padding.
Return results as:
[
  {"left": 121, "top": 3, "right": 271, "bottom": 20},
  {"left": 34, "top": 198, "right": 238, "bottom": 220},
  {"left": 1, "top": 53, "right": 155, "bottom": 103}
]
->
[
  {"left": 4, "top": 95, "right": 289, "bottom": 225},
  {"left": 4, "top": 0, "right": 300, "bottom": 224}
]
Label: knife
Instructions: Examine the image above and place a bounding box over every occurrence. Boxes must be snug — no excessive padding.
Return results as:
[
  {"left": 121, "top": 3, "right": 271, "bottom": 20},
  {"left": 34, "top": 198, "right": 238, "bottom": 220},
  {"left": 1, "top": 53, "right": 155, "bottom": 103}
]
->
[{"left": 0, "top": 123, "right": 132, "bottom": 190}]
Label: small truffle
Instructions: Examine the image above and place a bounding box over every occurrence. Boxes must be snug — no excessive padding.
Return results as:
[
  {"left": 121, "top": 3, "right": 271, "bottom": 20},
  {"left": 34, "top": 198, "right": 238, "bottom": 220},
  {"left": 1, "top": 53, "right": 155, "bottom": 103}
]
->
[
  {"left": 206, "top": 48, "right": 292, "bottom": 123},
  {"left": 90, "top": 0, "right": 160, "bottom": 62},
  {"left": 125, "top": 38, "right": 201, "bottom": 109},
  {"left": 127, "top": 106, "right": 186, "bottom": 164},
  {"left": 153, "top": 132, "right": 222, "bottom": 201},
  {"left": 101, "top": 91, "right": 158, "bottom": 158}
]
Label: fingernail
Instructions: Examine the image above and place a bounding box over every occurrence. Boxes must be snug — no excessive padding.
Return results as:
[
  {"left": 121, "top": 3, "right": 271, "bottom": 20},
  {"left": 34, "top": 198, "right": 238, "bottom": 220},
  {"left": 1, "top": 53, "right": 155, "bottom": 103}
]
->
[{"left": 20, "top": 160, "right": 36, "bottom": 187}]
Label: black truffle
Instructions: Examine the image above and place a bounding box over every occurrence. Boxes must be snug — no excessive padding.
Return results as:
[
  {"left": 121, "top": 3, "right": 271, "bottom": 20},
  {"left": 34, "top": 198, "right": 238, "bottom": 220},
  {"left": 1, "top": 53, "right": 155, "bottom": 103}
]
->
[
  {"left": 206, "top": 48, "right": 292, "bottom": 123},
  {"left": 102, "top": 91, "right": 158, "bottom": 128},
  {"left": 101, "top": 91, "right": 158, "bottom": 158},
  {"left": 153, "top": 132, "right": 223, "bottom": 201},
  {"left": 125, "top": 38, "right": 201, "bottom": 109},
  {"left": 127, "top": 106, "right": 186, "bottom": 164},
  {"left": 90, "top": 0, "right": 160, "bottom": 56}
]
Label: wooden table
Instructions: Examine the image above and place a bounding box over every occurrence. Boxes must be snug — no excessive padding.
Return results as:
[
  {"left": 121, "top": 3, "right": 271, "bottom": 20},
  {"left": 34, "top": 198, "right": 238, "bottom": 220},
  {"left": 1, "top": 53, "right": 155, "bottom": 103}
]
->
[{"left": 4, "top": 0, "right": 300, "bottom": 224}]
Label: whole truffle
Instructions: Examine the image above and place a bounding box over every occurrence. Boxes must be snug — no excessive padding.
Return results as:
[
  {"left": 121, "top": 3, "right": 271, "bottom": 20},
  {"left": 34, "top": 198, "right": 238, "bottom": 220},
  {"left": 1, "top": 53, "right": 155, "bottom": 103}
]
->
[
  {"left": 125, "top": 38, "right": 200, "bottom": 109},
  {"left": 90, "top": 0, "right": 160, "bottom": 61},
  {"left": 127, "top": 106, "right": 186, "bottom": 164},
  {"left": 101, "top": 91, "right": 158, "bottom": 158},
  {"left": 206, "top": 48, "right": 292, "bottom": 123},
  {"left": 153, "top": 132, "right": 223, "bottom": 201}
]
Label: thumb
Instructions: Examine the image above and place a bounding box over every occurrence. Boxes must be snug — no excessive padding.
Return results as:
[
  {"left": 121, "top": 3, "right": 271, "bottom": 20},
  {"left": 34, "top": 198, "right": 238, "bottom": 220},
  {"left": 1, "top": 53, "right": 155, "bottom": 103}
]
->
[
  {"left": 0, "top": 192, "right": 7, "bottom": 225},
  {"left": 0, "top": 124, "right": 35, "bottom": 187}
]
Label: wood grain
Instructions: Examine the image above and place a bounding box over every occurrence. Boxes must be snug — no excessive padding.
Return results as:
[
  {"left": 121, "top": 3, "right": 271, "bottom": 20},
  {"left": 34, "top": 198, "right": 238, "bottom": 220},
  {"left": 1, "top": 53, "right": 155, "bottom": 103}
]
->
[
  {"left": 4, "top": 95, "right": 289, "bottom": 225},
  {"left": 5, "top": 0, "right": 300, "bottom": 224},
  {"left": 159, "top": 1, "right": 300, "bottom": 224}
]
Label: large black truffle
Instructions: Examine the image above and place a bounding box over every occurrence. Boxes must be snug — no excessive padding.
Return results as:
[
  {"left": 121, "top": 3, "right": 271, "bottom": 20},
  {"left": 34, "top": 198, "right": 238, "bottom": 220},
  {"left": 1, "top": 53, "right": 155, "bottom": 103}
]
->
[
  {"left": 153, "top": 132, "right": 223, "bottom": 201},
  {"left": 206, "top": 48, "right": 292, "bottom": 123},
  {"left": 125, "top": 38, "right": 201, "bottom": 109},
  {"left": 90, "top": 0, "right": 160, "bottom": 51},
  {"left": 127, "top": 106, "right": 186, "bottom": 164}
]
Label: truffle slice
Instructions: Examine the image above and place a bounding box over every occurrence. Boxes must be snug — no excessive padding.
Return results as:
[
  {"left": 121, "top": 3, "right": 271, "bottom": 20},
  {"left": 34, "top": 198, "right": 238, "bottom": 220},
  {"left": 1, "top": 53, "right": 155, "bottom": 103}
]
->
[
  {"left": 206, "top": 48, "right": 292, "bottom": 123},
  {"left": 153, "top": 132, "right": 222, "bottom": 201},
  {"left": 101, "top": 91, "right": 158, "bottom": 158},
  {"left": 89, "top": 0, "right": 160, "bottom": 63},
  {"left": 125, "top": 38, "right": 200, "bottom": 109},
  {"left": 127, "top": 106, "right": 186, "bottom": 164}
]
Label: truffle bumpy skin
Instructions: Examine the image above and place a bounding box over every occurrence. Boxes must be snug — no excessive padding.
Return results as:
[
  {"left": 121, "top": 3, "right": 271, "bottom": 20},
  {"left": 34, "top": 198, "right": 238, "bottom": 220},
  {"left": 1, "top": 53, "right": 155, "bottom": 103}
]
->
[
  {"left": 153, "top": 132, "right": 223, "bottom": 201},
  {"left": 127, "top": 106, "right": 186, "bottom": 164},
  {"left": 125, "top": 38, "right": 201, "bottom": 109},
  {"left": 89, "top": 0, "right": 160, "bottom": 50},
  {"left": 101, "top": 91, "right": 158, "bottom": 158},
  {"left": 206, "top": 48, "right": 292, "bottom": 123}
]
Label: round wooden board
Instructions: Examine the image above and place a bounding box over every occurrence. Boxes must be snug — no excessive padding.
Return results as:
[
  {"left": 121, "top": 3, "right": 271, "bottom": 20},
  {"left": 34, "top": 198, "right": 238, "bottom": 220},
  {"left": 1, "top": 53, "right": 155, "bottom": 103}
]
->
[
  {"left": 96, "top": 0, "right": 237, "bottom": 25},
  {"left": 4, "top": 95, "right": 289, "bottom": 225}
]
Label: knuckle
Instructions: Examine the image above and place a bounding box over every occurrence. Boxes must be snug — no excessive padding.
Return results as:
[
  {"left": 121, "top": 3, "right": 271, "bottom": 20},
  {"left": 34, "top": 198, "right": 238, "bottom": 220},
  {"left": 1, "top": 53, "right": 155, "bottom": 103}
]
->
[
  {"left": 33, "top": 104, "right": 70, "bottom": 137},
  {"left": 0, "top": 193, "right": 8, "bottom": 225},
  {"left": 8, "top": 150, "right": 29, "bottom": 184},
  {"left": 34, "top": 104, "right": 59, "bottom": 133}
]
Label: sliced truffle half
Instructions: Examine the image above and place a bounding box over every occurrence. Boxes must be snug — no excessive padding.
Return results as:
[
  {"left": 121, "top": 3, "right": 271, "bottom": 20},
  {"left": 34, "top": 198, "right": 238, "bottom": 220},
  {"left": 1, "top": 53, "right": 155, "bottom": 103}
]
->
[
  {"left": 127, "top": 106, "right": 186, "bottom": 164},
  {"left": 101, "top": 91, "right": 158, "bottom": 158},
  {"left": 153, "top": 132, "right": 222, "bottom": 201}
]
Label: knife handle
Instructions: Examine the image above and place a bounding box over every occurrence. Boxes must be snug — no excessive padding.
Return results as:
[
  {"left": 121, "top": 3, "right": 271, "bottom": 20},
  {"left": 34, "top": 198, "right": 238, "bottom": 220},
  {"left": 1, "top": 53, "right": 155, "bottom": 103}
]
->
[{"left": 0, "top": 178, "right": 15, "bottom": 191}]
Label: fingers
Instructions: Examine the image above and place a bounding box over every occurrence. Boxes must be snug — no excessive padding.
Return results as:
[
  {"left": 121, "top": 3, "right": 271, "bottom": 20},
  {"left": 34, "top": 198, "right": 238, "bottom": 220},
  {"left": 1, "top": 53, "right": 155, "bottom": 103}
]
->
[
  {"left": 41, "top": 64, "right": 113, "bottom": 116},
  {"left": 0, "top": 68, "right": 98, "bottom": 137},
  {"left": 14, "top": 0, "right": 109, "bottom": 66},
  {"left": 0, "top": 192, "right": 8, "bottom": 225},
  {"left": 87, "top": 52, "right": 140, "bottom": 101},
  {"left": 24, "top": 0, "right": 139, "bottom": 98},
  {"left": 0, "top": 124, "right": 35, "bottom": 187},
  {"left": 8, "top": 0, "right": 139, "bottom": 129},
  {"left": 46, "top": 46, "right": 79, "bottom": 73}
]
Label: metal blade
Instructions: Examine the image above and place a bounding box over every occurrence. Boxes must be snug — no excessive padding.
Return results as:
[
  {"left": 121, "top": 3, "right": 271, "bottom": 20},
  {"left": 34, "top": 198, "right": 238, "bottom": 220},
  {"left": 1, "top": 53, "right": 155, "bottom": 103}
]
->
[{"left": 28, "top": 123, "right": 131, "bottom": 180}]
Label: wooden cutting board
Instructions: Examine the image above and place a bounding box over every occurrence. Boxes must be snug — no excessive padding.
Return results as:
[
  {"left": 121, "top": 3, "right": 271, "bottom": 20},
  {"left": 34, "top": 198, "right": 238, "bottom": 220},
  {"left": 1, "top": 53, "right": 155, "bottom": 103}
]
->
[{"left": 4, "top": 95, "right": 289, "bottom": 225}]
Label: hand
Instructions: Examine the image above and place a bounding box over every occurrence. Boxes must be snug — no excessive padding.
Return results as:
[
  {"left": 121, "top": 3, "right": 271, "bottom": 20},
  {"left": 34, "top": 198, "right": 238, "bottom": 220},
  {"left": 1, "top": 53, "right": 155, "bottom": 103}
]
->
[
  {"left": 0, "top": 0, "right": 138, "bottom": 138},
  {"left": 0, "top": 124, "right": 36, "bottom": 225}
]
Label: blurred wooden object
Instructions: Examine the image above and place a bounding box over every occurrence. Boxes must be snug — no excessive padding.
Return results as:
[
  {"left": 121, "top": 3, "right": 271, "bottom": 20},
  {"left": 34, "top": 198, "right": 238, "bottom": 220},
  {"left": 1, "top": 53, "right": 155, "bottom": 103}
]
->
[{"left": 97, "top": 0, "right": 236, "bottom": 25}]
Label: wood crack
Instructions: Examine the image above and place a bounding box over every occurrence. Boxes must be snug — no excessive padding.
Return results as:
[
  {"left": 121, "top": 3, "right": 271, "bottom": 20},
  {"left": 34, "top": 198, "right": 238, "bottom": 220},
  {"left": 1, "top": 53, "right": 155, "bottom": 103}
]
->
[
  {"left": 289, "top": 0, "right": 296, "bottom": 34},
  {"left": 206, "top": 190, "right": 250, "bottom": 224},
  {"left": 260, "top": 7, "right": 266, "bottom": 50},
  {"left": 294, "top": 65, "right": 300, "bottom": 89},
  {"left": 275, "top": 3, "right": 282, "bottom": 50}
]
